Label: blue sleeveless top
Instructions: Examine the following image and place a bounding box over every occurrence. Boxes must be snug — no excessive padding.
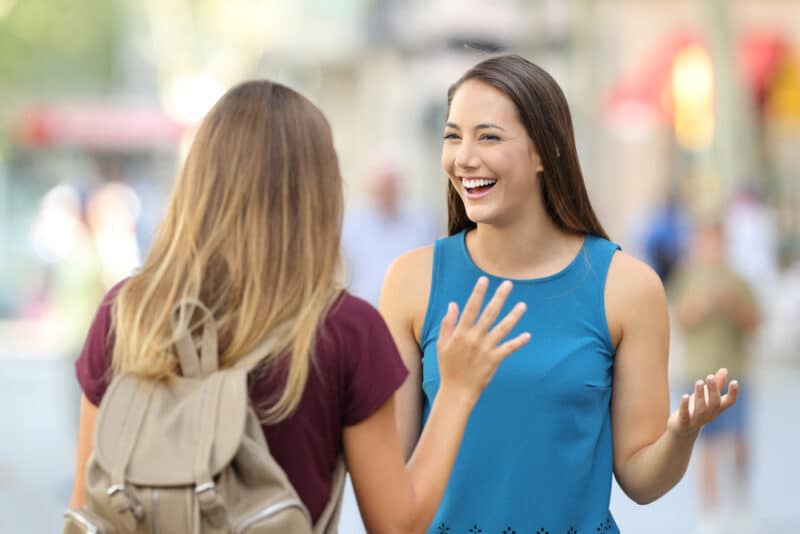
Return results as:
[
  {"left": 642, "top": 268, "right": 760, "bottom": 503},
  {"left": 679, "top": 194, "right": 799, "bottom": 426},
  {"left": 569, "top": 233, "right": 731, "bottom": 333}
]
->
[{"left": 420, "top": 230, "right": 621, "bottom": 534}]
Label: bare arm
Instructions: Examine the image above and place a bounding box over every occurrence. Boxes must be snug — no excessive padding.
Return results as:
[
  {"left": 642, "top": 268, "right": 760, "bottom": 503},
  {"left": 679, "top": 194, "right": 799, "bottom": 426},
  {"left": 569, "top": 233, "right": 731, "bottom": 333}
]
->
[
  {"left": 69, "top": 394, "right": 97, "bottom": 508},
  {"left": 348, "top": 266, "right": 529, "bottom": 533},
  {"left": 608, "top": 253, "right": 739, "bottom": 504},
  {"left": 378, "top": 247, "right": 431, "bottom": 459},
  {"left": 343, "top": 386, "right": 473, "bottom": 533}
]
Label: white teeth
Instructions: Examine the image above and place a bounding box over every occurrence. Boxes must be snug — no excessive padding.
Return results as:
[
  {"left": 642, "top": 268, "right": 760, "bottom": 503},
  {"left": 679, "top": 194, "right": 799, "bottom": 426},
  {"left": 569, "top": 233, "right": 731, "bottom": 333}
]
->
[{"left": 461, "top": 178, "right": 497, "bottom": 189}]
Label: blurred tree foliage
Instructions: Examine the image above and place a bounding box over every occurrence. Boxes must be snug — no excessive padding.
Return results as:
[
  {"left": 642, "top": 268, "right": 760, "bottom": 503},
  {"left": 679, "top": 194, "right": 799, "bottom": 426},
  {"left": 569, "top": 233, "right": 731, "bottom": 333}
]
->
[{"left": 0, "top": 0, "right": 120, "bottom": 97}]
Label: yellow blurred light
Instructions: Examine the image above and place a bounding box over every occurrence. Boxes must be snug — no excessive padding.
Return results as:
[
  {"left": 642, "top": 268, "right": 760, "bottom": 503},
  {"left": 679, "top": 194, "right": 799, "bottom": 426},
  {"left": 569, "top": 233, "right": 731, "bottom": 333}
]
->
[
  {"left": 162, "top": 74, "right": 225, "bottom": 126},
  {"left": 767, "top": 58, "right": 800, "bottom": 125},
  {"left": 672, "top": 45, "right": 715, "bottom": 151}
]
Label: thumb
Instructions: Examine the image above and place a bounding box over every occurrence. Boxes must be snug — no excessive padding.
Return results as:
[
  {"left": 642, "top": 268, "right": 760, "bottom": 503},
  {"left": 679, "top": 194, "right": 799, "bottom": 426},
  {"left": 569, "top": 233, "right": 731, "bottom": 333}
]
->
[{"left": 438, "top": 302, "right": 458, "bottom": 345}]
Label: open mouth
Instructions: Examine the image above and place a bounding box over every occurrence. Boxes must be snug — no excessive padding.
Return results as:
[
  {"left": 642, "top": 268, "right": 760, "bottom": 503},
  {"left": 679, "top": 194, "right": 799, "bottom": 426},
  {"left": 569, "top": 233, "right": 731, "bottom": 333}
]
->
[{"left": 461, "top": 177, "right": 498, "bottom": 195}]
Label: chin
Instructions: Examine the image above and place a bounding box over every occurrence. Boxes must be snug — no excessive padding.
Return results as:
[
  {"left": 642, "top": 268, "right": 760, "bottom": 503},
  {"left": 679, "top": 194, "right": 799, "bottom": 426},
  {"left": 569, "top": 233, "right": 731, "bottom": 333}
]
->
[{"left": 463, "top": 205, "right": 497, "bottom": 226}]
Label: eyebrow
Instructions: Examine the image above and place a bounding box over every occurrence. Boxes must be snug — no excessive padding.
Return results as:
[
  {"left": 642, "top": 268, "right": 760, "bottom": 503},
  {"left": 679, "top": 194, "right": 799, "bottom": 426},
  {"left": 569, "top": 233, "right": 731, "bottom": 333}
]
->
[{"left": 445, "top": 122, "right": 506, "bottom": 132}]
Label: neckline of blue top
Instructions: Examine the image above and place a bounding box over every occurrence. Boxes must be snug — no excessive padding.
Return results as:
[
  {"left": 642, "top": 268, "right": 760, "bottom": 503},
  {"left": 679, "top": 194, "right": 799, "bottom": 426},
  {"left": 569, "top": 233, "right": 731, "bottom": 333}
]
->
[{"left": 457, "top": 228, "right": 589, "bottom": 285}]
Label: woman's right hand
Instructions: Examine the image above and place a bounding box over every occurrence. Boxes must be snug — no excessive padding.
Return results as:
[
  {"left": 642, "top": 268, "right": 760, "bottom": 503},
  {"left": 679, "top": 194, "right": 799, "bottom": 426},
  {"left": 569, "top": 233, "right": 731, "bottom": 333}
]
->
[
  {"left": 436, "top": 276, "right": 530, "bottom": 405},
  {"left": 346, "top": 274, "right": 529, "bottom": 533}
]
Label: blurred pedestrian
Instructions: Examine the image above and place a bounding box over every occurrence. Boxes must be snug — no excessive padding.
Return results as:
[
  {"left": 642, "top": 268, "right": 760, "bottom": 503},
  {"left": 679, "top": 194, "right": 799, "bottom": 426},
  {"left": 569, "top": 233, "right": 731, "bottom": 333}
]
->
[
  {"left": 342, "top": 162, "right": 439, "bottom": 306},
  {"left": 671, "top": 220, "right": 760, "bottom": 533},
  {"left": 641, "top": 192, "right": 691, "bottom": 285},
  {"left": 724, "top": 186, "right": 780, "bottom": 305}
]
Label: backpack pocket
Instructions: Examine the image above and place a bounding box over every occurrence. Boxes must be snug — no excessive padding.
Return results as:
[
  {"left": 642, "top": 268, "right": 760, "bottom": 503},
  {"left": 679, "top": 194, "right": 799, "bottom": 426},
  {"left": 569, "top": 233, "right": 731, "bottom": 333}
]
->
[
  {"left": 63, "top": 507, "right": 118, "bottom": 534},
  {"left": 234, "top": 500, "right": 312, "bottom": 534}
]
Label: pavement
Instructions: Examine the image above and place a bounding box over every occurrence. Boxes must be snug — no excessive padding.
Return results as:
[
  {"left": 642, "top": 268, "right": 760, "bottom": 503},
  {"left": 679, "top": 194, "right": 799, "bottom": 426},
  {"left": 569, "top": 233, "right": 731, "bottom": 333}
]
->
[{"left": 1, "top": 356, "right": 797, "bottom": 533}]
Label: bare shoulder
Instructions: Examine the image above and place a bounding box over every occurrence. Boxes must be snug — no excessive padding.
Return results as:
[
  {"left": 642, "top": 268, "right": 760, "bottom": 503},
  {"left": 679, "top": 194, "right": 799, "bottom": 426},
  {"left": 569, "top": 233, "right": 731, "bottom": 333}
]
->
[
  {"left": 384, "top": 245, "right": 434, "bottom": 285},
  {"left": 605, "top": 251, "right": 668, "bottom": 344},
  {"left": 379, "top": 245, "right": 434, "bottom": 340},
  {"left": 607, "top": 250, "right": 665, "bottom": 301}
]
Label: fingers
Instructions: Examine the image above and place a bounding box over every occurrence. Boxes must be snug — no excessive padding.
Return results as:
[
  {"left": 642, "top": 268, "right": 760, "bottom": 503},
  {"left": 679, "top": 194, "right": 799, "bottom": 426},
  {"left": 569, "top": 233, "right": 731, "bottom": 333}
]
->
[
  {"left": 494, "top": 331, "right": 531, "bottom": 361},
  {"left": 474, "top": 280, "right": 513, "bottom": 333},
  {"left": 715, "top": 368, "right": 729, "bottom": 391},
  {"left": 672, "top": 372, "right": 740, "bottom": 437},
  {"left": 486, "top": 301, "right": 527, "bottom": 346},
  {"left": 706, "top": 374, "right": 721, "bottom": 414},
  {"left": 693, "top": 379, "right": 707, "bottom": 419},
  {"left": 438, "top": 302, "right": 459, "bottom": 344},
  {"left": 457, "top": 277, "right": 489, "bottom": 331},
  {"left": 444, "top": 277, "right": 529, "bottom": 362},
  {"left": 678, "top": 394, "right": 691, "bottom": 427},
  {"left": 720, "top": 380, "right": 739, "bottom": 412}
]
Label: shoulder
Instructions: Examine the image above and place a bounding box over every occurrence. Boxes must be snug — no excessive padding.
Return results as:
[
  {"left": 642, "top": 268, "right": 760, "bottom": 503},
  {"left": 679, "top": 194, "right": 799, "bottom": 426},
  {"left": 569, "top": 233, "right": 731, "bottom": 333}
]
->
[
  {"left": 325, "top": 292, "right": 403, "bottom": 350},
  {"left": 89, "top": 280, "right": 127, "bottom": 337},
  {"left": 383, "top": 245, "right": 434, "bottom": 285},
  {"left": 605, "top": 251, "right": 667, "bottom": 339},
  {"left": 328, "top": 292, "right": 385, "bottom": 327},
  {"left": 585, "top": 233, "right": 620, "bottom": 251},
  {"left": 75, "top": 279, "right": 128, "bottom": 406},
  {"left": 381, "top": 245, "right": 434, "bottom": 309},
  {"left": 324, "top": 293, "right": 408, "bottom": 399},
  {"left": 380, "top": 245, "right": 434, "bottom": 335},
  {"left": 607, "top": 251, "right": 665, "bottom": 299}
]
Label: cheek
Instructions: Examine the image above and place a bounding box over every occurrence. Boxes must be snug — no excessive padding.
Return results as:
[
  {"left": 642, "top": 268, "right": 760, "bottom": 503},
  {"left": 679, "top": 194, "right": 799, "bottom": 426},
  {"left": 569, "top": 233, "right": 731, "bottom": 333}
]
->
[
  {"left": 441, "top": 145, "right": 455, "bottom": 175},
  {"left": 447, "top": 174, "right": 462, "bottom": 195}
]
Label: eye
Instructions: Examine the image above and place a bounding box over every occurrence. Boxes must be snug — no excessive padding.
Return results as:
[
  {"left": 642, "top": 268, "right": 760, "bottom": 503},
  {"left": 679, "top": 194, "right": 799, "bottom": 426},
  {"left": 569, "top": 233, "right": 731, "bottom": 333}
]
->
[
  {"left": 480, "top": 134, "right": 501, "bottom": 141},
  {"left": 443, "top": 132, "right": 460, "bottom": 140}
]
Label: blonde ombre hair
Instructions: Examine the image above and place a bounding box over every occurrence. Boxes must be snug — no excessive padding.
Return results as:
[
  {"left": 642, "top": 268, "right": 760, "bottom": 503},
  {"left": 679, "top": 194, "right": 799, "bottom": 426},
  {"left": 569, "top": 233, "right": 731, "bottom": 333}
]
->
[{"left": 111, "top": 80, "right": 344, "bottom": 422}]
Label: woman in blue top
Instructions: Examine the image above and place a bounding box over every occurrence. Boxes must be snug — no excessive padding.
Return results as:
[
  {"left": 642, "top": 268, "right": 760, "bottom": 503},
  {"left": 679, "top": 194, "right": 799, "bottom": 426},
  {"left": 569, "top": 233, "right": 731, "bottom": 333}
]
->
[{"left": 380, "top": 55, "right": 739, "bottom": 533}]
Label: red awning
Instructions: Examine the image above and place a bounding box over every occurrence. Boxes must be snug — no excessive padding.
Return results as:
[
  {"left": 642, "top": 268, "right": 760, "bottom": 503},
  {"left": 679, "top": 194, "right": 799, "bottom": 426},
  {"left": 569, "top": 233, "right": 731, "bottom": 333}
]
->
[
  {"left": 11, "top": 103, "right": 186, "bottom": 150},
  {"left": 739, "top": 32, "right": 789, "bottom": 111},
  {"left": 606, "top": 32, "right": 700, "bottom": 123},
  {"left": 605, "top": 31, "right": 789, "bottom": 122}
]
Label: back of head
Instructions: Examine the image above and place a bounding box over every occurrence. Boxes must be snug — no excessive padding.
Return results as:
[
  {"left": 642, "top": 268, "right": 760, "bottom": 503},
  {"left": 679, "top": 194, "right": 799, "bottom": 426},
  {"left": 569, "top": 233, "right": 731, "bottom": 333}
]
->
[
  {"left": 112, "top": 80, "right": 344, "bottom": 422},
  {"left": 446, "top": 54, "right": 608, "bottom": 240}
]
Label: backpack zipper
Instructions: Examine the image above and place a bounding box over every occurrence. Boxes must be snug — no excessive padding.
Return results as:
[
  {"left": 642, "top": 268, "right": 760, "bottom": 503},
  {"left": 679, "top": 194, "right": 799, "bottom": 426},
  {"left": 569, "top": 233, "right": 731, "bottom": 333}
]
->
[
  {"left": 151, "top": 488, "right": 159, "bottom": 533},
  {"left": 236, "top": 500, "right": 310, "bottom": 533},
  {"left": 63, "top": 509, "right": 99, "bottom": 534}
]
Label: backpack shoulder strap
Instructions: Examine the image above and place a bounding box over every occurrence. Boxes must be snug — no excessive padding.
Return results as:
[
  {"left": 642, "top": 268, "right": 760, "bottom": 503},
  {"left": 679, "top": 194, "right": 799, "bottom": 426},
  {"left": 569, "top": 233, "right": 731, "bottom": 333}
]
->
[
  {"left": 171, "top": 298, "right": 218, "bottom": 378},
  {"left": 230, "top": 323, "right": 292, "bottom": 373}
]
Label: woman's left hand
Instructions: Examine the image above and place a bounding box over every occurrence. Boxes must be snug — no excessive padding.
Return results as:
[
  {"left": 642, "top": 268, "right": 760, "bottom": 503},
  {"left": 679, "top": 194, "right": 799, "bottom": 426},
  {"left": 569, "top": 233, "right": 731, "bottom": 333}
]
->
[{"left": 667, "top": 368, "right": 739, "bottom": 438}]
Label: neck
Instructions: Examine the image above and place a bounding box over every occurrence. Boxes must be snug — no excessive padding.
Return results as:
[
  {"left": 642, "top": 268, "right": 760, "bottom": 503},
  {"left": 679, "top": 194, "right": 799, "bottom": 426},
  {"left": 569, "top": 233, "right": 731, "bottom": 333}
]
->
[{"left": 466, "top": 212, "right": 584, "bottom": 279}]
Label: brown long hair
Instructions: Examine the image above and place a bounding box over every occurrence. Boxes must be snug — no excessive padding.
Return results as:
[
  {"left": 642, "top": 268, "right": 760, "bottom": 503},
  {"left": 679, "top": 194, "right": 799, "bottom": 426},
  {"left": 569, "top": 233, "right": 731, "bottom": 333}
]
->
[
  {"left": 446, "top": 54, "right": 608, "bottom": 240},
  {"left": 111, "top": 80, "right": 344, "bottom": 422}
]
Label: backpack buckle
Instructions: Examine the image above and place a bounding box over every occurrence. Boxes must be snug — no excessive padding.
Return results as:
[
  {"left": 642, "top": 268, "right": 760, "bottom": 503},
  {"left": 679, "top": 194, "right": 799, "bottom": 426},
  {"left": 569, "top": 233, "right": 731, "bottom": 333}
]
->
[
  {"left": 106, "top": 484, "right": 126, "bottom": 496},
  {"left": 106, "top": 484, "right": 144, "bottom": 527},
  {"left": 194, "top": 482, "right": 216, "bottom": 495},
  {"left": 195, "top": 481, "right": 226, "bottom": 527}
]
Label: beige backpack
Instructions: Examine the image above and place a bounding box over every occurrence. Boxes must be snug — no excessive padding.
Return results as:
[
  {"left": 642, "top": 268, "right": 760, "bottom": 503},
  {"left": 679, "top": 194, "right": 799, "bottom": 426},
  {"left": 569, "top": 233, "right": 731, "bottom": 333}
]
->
[{"left": 64, "top": 299, "right": 345, "bottom": 534}]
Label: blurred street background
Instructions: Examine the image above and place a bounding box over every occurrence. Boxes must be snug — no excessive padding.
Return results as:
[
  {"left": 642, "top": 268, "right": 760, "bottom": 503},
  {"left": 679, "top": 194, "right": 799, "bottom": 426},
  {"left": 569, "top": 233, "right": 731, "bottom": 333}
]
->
[{"left": 1, "top": 0, "right": 799, "bottom": 532}]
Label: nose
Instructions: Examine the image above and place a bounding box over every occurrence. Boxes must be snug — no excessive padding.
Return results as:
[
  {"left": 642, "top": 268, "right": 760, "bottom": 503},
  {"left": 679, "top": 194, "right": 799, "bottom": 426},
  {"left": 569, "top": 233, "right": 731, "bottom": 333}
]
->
[{"left": 454, "top": 140, "right": 480, "bottom": 171}]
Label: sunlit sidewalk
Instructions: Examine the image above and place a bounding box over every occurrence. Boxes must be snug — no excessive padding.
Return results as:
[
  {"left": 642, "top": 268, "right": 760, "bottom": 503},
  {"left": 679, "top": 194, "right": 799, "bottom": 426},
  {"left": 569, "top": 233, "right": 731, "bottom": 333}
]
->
[{"left": 0, "top": 356, "right": 797, "bottom": 533}]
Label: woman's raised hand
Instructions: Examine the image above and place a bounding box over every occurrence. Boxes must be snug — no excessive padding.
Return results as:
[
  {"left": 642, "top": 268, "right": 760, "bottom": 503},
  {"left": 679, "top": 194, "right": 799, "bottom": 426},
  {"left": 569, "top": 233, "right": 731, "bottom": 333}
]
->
[
  {"left": 436, "top": 276, "right": 530, "bottom": 405},
  {"left": 668, "top": 368, "right": 739, "bottom": 437}
]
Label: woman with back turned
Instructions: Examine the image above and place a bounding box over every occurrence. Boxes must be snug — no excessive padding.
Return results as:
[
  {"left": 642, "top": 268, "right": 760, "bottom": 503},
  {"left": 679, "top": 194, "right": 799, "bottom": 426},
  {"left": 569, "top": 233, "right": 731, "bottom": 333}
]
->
[{"left": 69, "top": 79, "right": 530, "bottom": 533}]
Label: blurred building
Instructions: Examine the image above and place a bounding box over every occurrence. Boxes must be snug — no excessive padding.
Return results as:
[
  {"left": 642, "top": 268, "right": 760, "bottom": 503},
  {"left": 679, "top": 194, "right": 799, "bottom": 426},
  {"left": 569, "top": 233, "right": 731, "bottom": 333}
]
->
[{"left": 1, "top": 1, "right": 800, "bottom": 531}]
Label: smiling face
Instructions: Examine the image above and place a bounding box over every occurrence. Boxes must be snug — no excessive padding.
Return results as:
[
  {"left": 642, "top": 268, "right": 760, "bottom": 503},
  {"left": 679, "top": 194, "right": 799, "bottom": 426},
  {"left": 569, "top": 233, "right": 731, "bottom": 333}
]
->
[{"left": 442, "top": 79, "right": 544, "bottom": 229}]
